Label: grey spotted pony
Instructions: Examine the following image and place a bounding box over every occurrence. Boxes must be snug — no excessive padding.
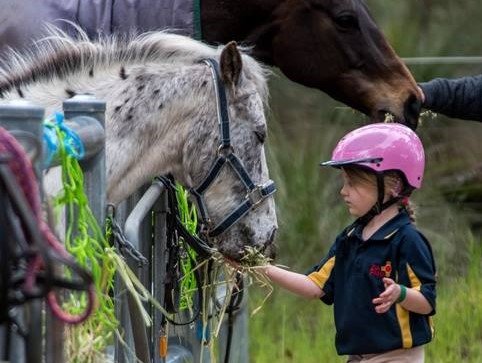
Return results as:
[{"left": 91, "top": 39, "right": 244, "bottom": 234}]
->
[{"left": 0, "top": 28, "right": 277, "bottom": 259}]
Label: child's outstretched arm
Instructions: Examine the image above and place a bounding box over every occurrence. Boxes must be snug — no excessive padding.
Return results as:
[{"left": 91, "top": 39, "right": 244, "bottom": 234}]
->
[{"left": 263, "top": 265, "right": 325, "bottom": 300}]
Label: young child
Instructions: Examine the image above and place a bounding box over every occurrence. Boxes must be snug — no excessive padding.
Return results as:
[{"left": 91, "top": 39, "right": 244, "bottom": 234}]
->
[{"left": 262, "top": 123, "right": 436, "bottom": 362}]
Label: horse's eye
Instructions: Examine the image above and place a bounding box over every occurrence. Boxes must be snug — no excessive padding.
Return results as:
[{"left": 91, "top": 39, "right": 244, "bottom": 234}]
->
[
  {"left": 254, "top": 130, "right": 266, "bottom": 144},
  {"left": 334, "top": 14, "right": 359, "bottom": 30}
]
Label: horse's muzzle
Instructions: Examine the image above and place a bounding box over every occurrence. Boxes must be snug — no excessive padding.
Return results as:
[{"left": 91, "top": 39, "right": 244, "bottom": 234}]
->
[
  {"left": 373, "top": 92, "right": 421, "bottom": 130},
  {"left": 403, "top": 93, "right": 422, "bottom": 130}
]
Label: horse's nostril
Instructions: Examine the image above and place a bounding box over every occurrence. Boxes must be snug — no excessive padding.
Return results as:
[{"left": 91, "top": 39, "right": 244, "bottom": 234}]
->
[{"left": 403, "top": 93, "right": 421, "bottom": 130}]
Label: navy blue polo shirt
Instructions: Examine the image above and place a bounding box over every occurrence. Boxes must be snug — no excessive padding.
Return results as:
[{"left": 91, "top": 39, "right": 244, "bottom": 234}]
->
[{"left": 307, "top": 210, "right": 436, "bottom": 355}]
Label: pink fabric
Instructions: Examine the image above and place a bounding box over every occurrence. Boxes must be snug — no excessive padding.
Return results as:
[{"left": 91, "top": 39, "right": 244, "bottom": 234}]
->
[
  {"left": 329, "top": 123, "right": 425, "bottom": 188},
  {"left": 0, "top": 126, "right": 95, "bottom": 324}
]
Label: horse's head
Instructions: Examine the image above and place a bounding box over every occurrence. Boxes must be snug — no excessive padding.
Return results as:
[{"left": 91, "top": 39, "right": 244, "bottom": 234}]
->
[
  {"left": 182, "top": 43, "right": 277, "bottom": 261},
  {"left": 0, "top": 27, "right": 277, "bottom": 260},
  {"left": 247, "top": 0, "right": 422, "bottom": 129}
]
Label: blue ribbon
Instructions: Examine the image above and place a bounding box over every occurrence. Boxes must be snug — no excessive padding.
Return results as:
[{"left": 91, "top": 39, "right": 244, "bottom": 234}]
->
[{"left": 43, "top": 112, "right": 85, "bottom": 168}]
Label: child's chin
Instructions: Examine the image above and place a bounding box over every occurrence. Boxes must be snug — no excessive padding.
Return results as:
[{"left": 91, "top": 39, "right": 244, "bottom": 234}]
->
[{"left": 348, "top": 209, "right": 364, "bottom": 218}]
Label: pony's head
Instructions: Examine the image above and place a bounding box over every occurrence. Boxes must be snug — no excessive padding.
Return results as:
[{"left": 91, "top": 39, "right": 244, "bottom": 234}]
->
[
  {"left": 181, "top": 43, "right": 277, "bottom": 260},
  {"left": 0, "top": 28, "right": 277, "bottom": 261}
]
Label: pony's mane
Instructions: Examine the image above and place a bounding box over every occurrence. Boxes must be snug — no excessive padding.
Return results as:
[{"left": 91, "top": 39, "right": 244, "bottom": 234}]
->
[{"left": 0, "top": 25, "right": 269, "bottom": 99}]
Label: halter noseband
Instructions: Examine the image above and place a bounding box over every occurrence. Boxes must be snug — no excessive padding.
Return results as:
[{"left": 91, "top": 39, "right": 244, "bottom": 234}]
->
[{"left": 190, "top": 59, "right": 276, "bottom": 238}]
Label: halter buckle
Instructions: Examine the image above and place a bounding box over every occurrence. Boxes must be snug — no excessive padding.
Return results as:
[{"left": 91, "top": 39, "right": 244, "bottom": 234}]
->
[
  {"left": 246, "top": 186, "right": 265, "bottom": 209},
  {"left": 217, "top": 144, "right": 234, "bottom": 157}
]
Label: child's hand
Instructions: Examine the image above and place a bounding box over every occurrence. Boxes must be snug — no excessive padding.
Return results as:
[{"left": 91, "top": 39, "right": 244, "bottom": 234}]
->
[{"left": 372, "top": 277, "right": 401, "bottom": 314}]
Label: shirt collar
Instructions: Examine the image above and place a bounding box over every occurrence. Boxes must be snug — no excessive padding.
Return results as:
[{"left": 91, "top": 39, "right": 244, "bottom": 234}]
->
[{"left": 350, "top": 210, "right": 412, "bottom": 242}]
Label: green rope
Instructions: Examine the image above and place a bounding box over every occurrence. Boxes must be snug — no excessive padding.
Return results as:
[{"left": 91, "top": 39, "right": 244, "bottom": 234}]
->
[
  {"left": 175, "top": 183, "right": 199, "bottom": 311},
  {"left": 49, "top": 121, "right": 117, "bottom": 362},
  {"left": 49, "top": 120, "right": 158, "bottom": 361}
]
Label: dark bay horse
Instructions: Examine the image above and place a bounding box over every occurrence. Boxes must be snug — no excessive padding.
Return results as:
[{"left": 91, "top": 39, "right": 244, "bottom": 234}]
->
[
  {"left": 202, "top": 0, "right": 422, "bottom": 128},
  {"left": 0, "top": 0, "right": 421, "bottom": 127}
]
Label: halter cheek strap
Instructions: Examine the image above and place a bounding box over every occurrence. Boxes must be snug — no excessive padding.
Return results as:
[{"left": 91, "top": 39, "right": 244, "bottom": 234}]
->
[{"left": 190, "top": 59, "right": 276, "bottom": 238}]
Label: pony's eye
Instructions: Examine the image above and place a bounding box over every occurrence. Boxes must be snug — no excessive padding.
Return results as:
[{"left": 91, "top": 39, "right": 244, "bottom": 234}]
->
[
  {"left": 254, "top": 130, "right": 266, "bottom": 144},
  {"left": 334, "top": 14, "right": 359, "bottom": 30}
]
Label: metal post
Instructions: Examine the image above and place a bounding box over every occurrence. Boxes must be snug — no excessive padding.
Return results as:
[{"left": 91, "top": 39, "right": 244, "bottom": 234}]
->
[
  {"left": 0, "top": 100, "right": 45, "bottom": 363},
  {"left": 63, "top": 95, "right": 106, "bottom": 224},
  {"left": 114, "top": 186, "right": 156, "bottom": 363},
  {"left": 113, "top": 201, "right": 136, "bottom": 363},
  {"left": 123, "top": 182, "right": 168, "bottom": 363},
  {"left": 152, "top": 192, "right": 168, "bottom": 363}
]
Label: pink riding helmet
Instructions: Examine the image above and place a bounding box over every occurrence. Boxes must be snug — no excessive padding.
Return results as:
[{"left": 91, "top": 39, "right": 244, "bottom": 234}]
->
[{"left": 321, "top": 123, "right": 425, "bottom": 189}]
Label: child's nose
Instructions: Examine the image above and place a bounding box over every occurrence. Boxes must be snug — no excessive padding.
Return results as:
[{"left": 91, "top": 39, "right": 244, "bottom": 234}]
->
[{"left": 340, "top": 185, "right": 348, "bottom": 196}]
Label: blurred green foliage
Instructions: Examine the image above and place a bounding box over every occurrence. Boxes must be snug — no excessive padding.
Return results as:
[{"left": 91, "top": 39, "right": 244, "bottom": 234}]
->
[{"left": 250, "top": 1, "right": 482, "bottom": 361}]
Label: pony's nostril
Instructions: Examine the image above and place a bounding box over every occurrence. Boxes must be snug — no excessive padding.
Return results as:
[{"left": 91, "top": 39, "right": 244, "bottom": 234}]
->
[{"left": 268, "top": 228, "right": 277, "bottom": 244}]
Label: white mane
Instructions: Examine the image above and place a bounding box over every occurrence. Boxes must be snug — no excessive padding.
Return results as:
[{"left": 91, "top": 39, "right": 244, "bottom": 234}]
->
[{"left": 0, "top": 25, "right": 269, "bottom": 101}]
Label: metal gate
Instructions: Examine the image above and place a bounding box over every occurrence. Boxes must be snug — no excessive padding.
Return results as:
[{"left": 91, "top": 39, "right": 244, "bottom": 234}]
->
[{"left": 0, "top": 95, "right": 248, "bottom": 363}]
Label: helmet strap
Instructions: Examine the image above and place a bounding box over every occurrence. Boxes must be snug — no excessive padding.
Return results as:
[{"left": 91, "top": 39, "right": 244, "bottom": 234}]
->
[
  {"left": 376, "top": 173, "right": 385, "bottom": 213},
  {"left": 357, "top": 174, "right": 403, "bottom": 226}
]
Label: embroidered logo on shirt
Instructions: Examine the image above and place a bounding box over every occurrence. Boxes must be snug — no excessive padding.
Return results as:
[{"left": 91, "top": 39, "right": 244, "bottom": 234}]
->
[{"left": 369, "top": 261, "right": 392, "bottom": 278}]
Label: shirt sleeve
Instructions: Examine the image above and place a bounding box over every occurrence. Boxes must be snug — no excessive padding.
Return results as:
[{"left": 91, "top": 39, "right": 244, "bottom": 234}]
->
[
  {"left": 397, "top": 229, "right": 437, "bottom": 315},
  {"left": 419, "top": 75, "right": 482, "bottom": 121},
  {"left": 306, "top": 242, "right": 337, "bottom": 305}
]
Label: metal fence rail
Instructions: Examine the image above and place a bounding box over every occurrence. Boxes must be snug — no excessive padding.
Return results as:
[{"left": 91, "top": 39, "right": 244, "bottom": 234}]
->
[{"left": 402, "top": 56, "right": 482, "bottom": 65}]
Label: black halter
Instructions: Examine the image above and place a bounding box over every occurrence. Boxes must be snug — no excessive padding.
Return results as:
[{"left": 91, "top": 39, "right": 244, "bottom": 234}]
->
[{"left": 189, "top": 59, "right": 276, "bottom": 239}]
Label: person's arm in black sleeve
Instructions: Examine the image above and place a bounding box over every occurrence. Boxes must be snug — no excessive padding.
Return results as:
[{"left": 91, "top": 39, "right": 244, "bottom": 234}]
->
[{"left": 419, "top": 75, "right": 482, "bottom": 121}]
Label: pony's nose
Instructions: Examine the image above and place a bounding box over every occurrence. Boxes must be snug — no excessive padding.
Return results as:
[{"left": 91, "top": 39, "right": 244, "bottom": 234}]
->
[
  {"left": 403, "top": 93, "right": 422, "bottom": 130},
  {"left": 263, "top": 227, "right": 278, "bottom": 259},
  {"left": 269, "top": 228, "right": 277, "bottom": 243}
]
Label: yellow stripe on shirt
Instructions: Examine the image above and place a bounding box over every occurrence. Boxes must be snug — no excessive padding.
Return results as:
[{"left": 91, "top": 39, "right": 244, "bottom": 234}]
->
[
  {"left": 308, "top": 256, "right": 335, "bottom": 289},
  {"left": 396, "top": 304, "right": 412, "bottom": 348},
  {"left": 407, "top": 263, "right": 422, "bottom": 291},
  {"left": 408, "top": 263, "right": 435, "bottom": 338},
  {"left": 396, "top": 262, "right": 431, "bottom": 347}
]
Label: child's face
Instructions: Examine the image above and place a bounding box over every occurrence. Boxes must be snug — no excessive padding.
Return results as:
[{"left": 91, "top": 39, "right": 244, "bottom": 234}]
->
[{"left": 340, "top": 170, "right": 378, "bottom": 217}]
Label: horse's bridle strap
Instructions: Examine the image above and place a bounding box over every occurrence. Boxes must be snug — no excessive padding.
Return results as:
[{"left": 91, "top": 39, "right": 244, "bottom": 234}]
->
[
  {"left": 194, "top": 155, "right": 226, "bottom": 195},
  {"left": 190, "top": 147, "right": 276, "bottom": 238},
  {"left": 208, "top": 180, "right": 276, "bottom": 237},
  {"left": 227, "top": 153, "right": 255, "bottom": 190},
  {"left": 187, "top": 58, "right": 276, "bottom": 238},
  {"left": 206, "top": 58, "right": 231, "bottom": 149}
]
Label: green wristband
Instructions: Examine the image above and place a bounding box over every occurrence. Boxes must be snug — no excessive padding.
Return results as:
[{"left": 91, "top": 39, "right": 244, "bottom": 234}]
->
[{"left": 397, "top": 284, "right": 407, "bottom": 303}]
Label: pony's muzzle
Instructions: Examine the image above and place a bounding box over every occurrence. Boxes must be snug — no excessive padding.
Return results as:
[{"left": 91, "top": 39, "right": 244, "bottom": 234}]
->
[{"left": 262, "top": 227, "right": 278, "bottom": 259}]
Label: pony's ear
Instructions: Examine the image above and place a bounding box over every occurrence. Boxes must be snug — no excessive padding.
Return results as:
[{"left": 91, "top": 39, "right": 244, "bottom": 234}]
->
[{"left": 220, "top": 41, "right": 242, "bottom": 87}]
